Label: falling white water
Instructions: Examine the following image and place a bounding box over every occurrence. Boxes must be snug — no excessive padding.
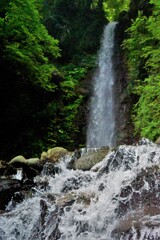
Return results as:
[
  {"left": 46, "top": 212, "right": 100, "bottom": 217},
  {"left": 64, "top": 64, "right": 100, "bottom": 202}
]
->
[
  {"left": 87, "top": 22, "right": 117, "bottom": 148},
  {"left": 0, "top": 139, "right": 160, "bottom": 240}
]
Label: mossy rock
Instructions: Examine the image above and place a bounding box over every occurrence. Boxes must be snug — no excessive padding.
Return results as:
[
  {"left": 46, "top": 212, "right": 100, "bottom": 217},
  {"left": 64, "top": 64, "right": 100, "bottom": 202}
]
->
[
  {"left": 56, "top": 192, "right": 77, "bottom": 207},
  {"left": 73, "top": 148, "right": 110, "bottom": 171},
  {"left": 57, "top": 191, "right": 95, "bottom": 208},
  {"left": 155, "top": 137, "right": 160, "bottom": 145},
  {"left": 8, "top": 156, "right": 42, "bottom": 179},
  {"left": 41, "top": 147, "right": 69, "bottom": 163},
  {"left": 8, "top": 155, "right": 41, "bottom": 167}
]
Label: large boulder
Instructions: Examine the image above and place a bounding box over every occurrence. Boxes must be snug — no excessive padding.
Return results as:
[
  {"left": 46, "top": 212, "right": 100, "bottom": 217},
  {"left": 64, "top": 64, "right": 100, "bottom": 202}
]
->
[
  {"left": 112, "top": 206, "right": 160, "bottom": 239},
  {"left": 155, "top": 137, "right": 160, "bottom": 145},
  {"left": 40, "top": 147, "right": 69, "bottom": 163},
  {"left": 116, "top": 165, "right": 160, "bottom": 217},
  {"left": 73, "top": 147, "right": 110, "bottom": 171},
  {"left": 8, "top": 156, "right": 43, "bottom": 179},
  {"left": 8, "top": 156, "right": 41, "bottom": 166},
  {"left": 112, "top": 165, "right": 160, "bottom": 239}
]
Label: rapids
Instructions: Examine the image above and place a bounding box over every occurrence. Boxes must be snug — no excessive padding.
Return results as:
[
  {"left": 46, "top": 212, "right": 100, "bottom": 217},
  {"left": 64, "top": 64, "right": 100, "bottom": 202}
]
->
[{"left": 0, "top": 138, "right": 160, "bottom": 240}]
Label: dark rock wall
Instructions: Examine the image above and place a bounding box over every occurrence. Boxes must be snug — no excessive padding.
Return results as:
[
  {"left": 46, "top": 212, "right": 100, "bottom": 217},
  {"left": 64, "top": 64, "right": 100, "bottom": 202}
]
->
[{"left": 113, "top": 19, "right": 135, "bottom": 146}]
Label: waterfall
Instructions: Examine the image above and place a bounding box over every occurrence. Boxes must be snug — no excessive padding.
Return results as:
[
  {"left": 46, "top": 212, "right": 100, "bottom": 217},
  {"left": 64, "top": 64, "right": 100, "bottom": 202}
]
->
[
  {"left": 87, "top": 22, "right": 117, "bottom": 148},
  {"left": 0, "top": 21, "right": 160, "bottom": 240}
]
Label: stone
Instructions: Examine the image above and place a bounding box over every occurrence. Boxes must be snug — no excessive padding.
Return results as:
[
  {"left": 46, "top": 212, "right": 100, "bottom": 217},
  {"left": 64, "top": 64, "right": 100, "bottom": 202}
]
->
[
  {"left": 0, "top": 179, "right": 21, "bottom": 210},
  {"left": 0, "top": 160, "right": 8, "bottom": 176},
  {"left": 41, "top": 147, "right": 69, "bottom": 163},
  {"left": 155, "top": 137, "right": 160, "bottom": 145},
  {"left": 73, "top": 147, "right": 110, "bottom": 171},
  {"left": 9, "top": 156, "right": 41, "bottom": 166},
  {"left": 112, "top": 206, "right": 160, "bottom": 239},
  {"left": 116, "top": 165, "right": 160, "bottom": 218},
  {"left": 8, "top": 155, "right": 43, "bottom": 179},
  {"left": 62, "top": 174, "right": 92, "bottom": 193}
]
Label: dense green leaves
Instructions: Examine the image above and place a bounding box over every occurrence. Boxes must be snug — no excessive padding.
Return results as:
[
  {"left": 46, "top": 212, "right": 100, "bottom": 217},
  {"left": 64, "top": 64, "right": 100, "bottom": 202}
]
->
[
  {"left": 123, "top": 0, "right": 160, "bottom": 140},
  {"left": 46, "top": 57, "right": 96, "bottom": 149},
  {"left": 122, "top": 12, "right": 149, "bottom": 81},
  {"left": 0, "top": 0, "right": 61, "bottom": 158},
  {"left": 0, "top": 0, "right": 60, "bottom": 91},
  {"left": 103, "top": 0, "right": 130, "bottom": 20},
  {"left": 133, "top": 77, "right": 160, "bottom": 140},
  {"left": 43, "top": 0, "right": 106, "bottom": 61}
]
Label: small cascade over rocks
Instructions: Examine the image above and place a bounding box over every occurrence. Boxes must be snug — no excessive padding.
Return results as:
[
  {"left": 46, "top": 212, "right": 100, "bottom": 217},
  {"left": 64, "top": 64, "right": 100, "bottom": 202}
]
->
[
  {"left": 87, "top": 22, "right": 117, "bottom": 148},
  {"left": 0, "top": 138, "right": 160, "bottom": 239}
]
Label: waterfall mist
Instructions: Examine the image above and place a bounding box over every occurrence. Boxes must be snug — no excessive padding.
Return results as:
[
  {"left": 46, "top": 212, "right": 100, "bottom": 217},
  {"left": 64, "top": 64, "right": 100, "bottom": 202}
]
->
[{"left": 87, "top": 22, "right": 117, "bottom": 148}]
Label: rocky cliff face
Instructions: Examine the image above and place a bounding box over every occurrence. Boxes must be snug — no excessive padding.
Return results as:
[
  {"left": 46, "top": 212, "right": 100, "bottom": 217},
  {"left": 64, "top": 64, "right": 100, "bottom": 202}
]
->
[{"left": 113, "top": 21, "right": 135, "bottom": 146}]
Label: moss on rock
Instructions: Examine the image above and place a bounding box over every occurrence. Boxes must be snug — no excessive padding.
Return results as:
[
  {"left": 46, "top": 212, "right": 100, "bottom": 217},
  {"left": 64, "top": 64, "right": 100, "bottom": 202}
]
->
[
  {"left": 40, "top": 147, "right": 69, "bottom": 163},
  {"left": 73, "top": 148, "right": 110, "bottom": 171}
]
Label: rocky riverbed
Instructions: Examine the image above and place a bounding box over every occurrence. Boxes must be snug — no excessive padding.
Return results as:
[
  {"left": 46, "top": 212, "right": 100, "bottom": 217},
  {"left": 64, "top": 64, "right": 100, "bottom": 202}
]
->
[{"left": 0, "top": 138, "right": 160, "bottom": 239}]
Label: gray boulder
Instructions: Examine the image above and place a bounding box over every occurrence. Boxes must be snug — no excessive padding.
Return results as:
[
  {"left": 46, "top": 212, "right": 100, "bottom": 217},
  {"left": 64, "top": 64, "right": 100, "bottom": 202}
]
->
[{"left": 73, "top": 147, "right": 110, "bottom": 170}]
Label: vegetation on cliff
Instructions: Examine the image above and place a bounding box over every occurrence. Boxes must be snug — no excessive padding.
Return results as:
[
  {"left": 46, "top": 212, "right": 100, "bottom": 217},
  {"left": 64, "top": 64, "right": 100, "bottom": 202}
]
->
[{"left": 123, "top": 0, "right": 160, "bottom": 141}]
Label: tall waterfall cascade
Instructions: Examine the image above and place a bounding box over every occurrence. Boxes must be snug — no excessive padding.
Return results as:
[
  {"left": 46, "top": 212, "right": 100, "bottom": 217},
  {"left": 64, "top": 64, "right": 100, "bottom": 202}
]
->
[{"left": 87, "top": 22, "right": 117, "bottom": 148}]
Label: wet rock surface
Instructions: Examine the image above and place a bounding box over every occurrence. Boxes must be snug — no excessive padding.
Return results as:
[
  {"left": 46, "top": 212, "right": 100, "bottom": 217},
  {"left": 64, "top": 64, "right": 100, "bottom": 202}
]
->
[
  {"left": 0, "top": 139, "right": 160, "bottom": 239},
  {"left": 0, "top": 161, "right": 8, "bottom": 176},
  {"left": 41, "top": 147, "right": 69, "bottom": 163},
  {"left": 73, "top": 147, "right": 110, "bottom": 171},
  {"left": 62, "top": 174, "right": 92, "bottom": 193},
  {"left": 98, "top": 138, "right": 158, "bottom": 176},
  {"left": 112, "top": 164, "right": 160, "bottom": 239},
  {"left": 117, "top": 166, "right": 160, "bottom": 216},
  {"left": 0, "top": 179, "right": 21, "bottom": 210}
]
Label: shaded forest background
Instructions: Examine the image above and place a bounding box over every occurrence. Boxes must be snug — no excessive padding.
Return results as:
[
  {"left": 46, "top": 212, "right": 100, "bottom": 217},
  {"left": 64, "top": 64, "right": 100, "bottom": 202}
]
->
[{"left": 0, "top": 0, "right": 159, "bottom": 159}]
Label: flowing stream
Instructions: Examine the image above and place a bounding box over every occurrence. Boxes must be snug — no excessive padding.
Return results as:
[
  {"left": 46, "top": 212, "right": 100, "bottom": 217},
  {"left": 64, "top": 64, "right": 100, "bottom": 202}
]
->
[
  {"left": 0, "top": 139, "right": 160, "bottom": 240},
  {"left": 87, "top": 22, "right": 117, "bottom": 148}
]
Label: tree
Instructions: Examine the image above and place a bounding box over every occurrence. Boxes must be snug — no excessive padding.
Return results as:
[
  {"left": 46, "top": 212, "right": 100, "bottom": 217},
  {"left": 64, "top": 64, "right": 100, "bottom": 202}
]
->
[
  {"left": 102, "top": 0, "right": 130, "bottom": 20},
  {"left": 0, "top": 0, "right": 60, "bottom": 91},
  {"left": 123, "top": 0, "right": 160, "bottom": 140},
  {"left": 0, "top": 0, "right": 61, "bottom": 158},
  {"left": 43, "top": 0, "right": 106, "bottom": 61}
]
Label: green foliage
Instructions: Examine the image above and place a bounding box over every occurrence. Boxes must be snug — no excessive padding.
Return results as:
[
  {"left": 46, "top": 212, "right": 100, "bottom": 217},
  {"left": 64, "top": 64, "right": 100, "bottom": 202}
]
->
[
  {"left": 46, "top": 55, "right": 96, "bottom": 149},
  {"left": 103, "top": 0, "right": 130, "bottom": 20},
  {"left": 43, "top": 0, "right": 106, "bottom": 61},
  {"left": 0, "top": 0, "right": 60, "bottom": 91},
  {"left": 133, "top": 76, "right": 160, "bottom": 140},
  {"left": 0, "top": 0, "right": 61, "bottom": 158},
  {"left": 123, "top": 0, "right": 160, "bottom": 140},
  {"left": 122, "top": 12, "right": 149, "bottom": 82}
]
